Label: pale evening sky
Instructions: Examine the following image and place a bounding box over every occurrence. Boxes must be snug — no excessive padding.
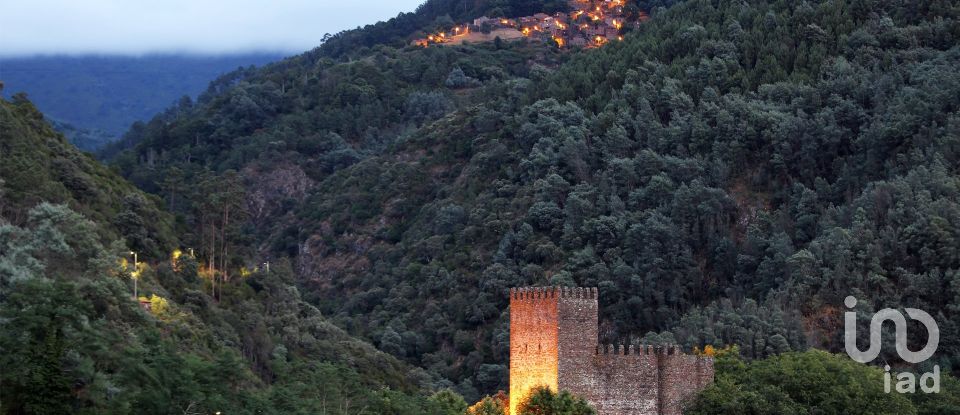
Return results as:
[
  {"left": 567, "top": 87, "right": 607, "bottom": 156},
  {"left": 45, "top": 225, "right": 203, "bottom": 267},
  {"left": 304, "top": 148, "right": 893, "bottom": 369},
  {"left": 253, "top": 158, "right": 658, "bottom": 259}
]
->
[{"left": 1, "top": 0, "right": 426, "bottom": 57}]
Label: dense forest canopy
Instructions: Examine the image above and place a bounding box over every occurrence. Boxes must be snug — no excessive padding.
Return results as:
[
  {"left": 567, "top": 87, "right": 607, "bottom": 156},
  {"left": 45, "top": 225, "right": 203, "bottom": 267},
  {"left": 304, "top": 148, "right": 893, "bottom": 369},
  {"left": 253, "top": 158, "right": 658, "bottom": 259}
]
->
[
  {"left": 688, "top": 348, "right": 960, "bottom": 414},
  {"left": 0, "top": 94, "right": 176, "bottom": 249}
]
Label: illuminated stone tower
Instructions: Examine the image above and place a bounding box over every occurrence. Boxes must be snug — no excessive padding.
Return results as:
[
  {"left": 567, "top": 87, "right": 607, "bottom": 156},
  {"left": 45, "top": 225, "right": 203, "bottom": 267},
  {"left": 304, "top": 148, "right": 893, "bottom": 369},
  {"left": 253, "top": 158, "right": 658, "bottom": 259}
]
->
[
  {"left": 509, "top": 286, "right": 714, "bottom": 415},
  {"left": 509, "top": 287, "right": 598, "bottom": 414}
]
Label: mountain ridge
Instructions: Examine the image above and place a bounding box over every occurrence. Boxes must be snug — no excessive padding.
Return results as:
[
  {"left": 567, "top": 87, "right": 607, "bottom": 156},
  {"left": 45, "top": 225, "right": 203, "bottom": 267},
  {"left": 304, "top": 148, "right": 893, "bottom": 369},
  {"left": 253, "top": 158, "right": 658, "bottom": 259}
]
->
[{"left": 0, "top": 53, "right": 283, "bottom": 150}]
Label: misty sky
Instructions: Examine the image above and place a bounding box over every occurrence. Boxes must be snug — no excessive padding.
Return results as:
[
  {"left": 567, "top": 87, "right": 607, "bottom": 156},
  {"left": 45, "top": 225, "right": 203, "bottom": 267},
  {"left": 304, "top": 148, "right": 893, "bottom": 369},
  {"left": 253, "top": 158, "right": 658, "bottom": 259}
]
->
[{"left": 1, "top": 0, "right": 425, "bottom": 57}]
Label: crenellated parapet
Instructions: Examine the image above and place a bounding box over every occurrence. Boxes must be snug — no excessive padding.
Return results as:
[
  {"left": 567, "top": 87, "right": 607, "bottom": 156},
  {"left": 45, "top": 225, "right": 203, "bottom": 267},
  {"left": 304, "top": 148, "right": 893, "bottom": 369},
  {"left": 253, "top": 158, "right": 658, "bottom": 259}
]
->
[
  {"left": 593, "top": 343, "right": 700, "bottom": 356},
  {"left": 510, "top": 286, "right": 598, "bottom": 300}
]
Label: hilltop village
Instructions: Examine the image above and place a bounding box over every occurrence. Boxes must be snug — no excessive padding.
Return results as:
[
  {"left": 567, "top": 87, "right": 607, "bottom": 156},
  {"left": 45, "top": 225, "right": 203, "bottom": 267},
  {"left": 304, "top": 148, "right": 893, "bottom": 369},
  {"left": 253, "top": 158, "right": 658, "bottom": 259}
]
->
[{"left": 414, "top": 0, "right": 648, "bottom": 48}]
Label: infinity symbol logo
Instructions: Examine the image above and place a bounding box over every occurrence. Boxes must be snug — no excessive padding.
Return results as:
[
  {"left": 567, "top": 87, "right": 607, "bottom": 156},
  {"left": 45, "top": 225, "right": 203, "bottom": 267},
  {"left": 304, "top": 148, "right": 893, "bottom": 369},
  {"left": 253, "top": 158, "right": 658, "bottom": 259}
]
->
[{"left": 844, "top": 296, "right": 939, "bottom": 364}]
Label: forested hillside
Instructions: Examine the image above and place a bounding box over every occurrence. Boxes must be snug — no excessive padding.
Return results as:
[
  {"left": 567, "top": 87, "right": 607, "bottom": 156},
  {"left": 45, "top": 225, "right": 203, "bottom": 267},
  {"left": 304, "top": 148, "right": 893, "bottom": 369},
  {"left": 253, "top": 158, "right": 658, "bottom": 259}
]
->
[
  {"left": 0, "top": 97, "right": 458, "bottom": 414},
  {"left": 107, "top": 0, "right": 960, "bottom": 405},
  {"left": 0, "top": 94, "right": 176, "bottom": 250}
]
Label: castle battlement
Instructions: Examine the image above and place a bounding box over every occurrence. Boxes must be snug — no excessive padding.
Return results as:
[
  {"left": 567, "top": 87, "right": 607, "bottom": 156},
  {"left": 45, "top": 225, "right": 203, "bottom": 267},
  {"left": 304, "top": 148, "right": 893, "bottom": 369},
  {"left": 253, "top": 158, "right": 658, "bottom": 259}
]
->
[
  {"left": 594, "top": 344, "right": 696, "bottom": 356},
  {"left": 510, "top": 286, "right": 598, "bottom": 300},
  {"left": 510, "top": 286, "right": 714, "bottom": 415}
]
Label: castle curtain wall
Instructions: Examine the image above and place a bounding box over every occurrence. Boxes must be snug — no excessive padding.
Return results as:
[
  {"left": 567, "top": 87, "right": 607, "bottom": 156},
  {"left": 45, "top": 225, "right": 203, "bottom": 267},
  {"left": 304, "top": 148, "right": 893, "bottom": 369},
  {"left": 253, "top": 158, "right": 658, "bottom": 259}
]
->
[
  {"left": 657, "top": 351, "right": 716, "bottom": 415},
  {"left": 510, "top": 287, "right": 714, "bottom": 415},
  {"left": 566, "top": 345, "right": 660, "bottom": 414}
]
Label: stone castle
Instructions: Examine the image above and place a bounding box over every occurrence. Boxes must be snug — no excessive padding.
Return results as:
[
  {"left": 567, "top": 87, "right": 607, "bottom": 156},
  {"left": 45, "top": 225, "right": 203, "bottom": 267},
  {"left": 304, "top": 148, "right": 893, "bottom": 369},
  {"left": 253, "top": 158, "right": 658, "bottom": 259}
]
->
[{"left": 509, "top": 287, "right": 714, "bottom": 415}]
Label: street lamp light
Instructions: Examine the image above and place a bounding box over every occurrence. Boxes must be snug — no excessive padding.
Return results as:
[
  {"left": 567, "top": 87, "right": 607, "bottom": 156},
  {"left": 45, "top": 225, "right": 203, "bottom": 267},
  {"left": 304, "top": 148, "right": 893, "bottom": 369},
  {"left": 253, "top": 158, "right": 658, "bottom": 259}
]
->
[{"left": 129, "top": 251, "right": 138, "bottom": 299}]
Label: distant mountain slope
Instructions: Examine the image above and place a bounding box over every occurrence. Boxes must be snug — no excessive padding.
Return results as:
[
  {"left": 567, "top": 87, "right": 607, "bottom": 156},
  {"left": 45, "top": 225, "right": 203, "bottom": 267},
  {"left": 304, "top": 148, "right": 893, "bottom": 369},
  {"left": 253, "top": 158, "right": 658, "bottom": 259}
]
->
[
  {"left": 47, "top": 118, "right": 115, "bottom": 152},
  {"left": 0, "top": 54, "right": 282, "bottom": 147}
]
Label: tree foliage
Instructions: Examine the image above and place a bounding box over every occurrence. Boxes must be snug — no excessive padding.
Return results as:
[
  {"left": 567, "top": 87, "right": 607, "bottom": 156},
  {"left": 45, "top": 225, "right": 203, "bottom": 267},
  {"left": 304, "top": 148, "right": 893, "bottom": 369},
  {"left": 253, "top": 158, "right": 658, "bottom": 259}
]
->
[
  {"left": 688, "top": 350, "right": 960, "bottom": 415},
  {"left": 517, "top": 387, "right": 596, "bottom": 415}
]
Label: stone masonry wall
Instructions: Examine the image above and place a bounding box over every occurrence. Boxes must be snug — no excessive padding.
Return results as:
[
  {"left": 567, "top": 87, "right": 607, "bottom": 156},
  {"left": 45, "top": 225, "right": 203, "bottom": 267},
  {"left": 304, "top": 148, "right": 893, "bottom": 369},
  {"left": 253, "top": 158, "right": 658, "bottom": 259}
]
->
[
  {"left": 575, "top": 345, "right": 660, "bottom": 414},
  {"left": 658, "top": 349, "right": 715, "bottom": 415}
]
